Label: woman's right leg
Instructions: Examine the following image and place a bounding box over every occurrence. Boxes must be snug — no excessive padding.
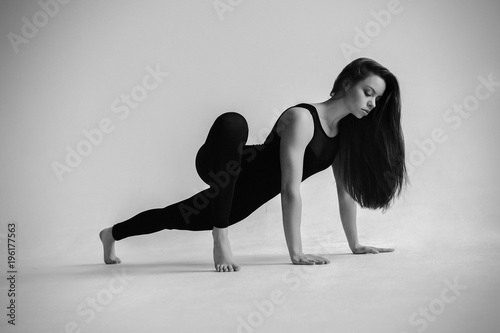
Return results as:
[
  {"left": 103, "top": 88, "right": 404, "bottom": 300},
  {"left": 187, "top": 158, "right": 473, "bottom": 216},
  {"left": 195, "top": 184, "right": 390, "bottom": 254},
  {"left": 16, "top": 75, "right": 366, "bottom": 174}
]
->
[
  {"left": 100, "top": 112, "right": 249, "bottom": 267},
  {"left": 100, "top": 193, "right": 213, "bottom": 264}
]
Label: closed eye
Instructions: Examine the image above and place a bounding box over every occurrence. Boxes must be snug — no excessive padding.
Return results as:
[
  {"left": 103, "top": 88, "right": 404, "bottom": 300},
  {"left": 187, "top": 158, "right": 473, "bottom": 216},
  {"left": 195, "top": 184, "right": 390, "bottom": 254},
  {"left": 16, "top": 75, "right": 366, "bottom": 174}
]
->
[
  {"left": 364, "top": 86, "right": 381, "bottom": 102},
  {"left": 365, "top": 90, "right": 382, "bottom": 102}
]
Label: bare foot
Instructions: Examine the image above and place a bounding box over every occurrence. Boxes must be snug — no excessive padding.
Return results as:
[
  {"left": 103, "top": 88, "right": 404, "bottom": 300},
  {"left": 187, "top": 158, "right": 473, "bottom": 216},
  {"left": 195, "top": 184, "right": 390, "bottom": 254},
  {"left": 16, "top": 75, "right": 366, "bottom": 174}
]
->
[
  {"left": 99, "top": 227, "right": 121, "bottom": 264},
  {"left": 212, "top": 227, "right": 240, "bottom": 272}
]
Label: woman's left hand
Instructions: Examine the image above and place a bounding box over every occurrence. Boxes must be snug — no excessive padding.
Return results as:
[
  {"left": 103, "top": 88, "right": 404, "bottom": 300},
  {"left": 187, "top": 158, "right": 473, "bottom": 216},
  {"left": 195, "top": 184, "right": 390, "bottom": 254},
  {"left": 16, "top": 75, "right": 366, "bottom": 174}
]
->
[{"left": 352, "top": 245, "right": 394, "bottom": 254}]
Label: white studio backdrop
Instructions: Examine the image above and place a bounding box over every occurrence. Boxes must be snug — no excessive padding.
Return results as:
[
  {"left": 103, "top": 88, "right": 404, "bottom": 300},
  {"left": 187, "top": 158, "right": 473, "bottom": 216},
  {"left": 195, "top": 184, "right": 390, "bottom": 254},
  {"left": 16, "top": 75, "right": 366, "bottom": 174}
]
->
[{"left": 0, "top": 0, "right": 499, "bottom": 263}]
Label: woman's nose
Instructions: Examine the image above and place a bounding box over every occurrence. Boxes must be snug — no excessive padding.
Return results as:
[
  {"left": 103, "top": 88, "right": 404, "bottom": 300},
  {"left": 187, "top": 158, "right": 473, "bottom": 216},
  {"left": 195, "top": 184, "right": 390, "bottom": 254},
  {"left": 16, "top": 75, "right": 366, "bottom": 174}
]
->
[{"left": 368, "top": 99, "right": 375, "bottom": 109}]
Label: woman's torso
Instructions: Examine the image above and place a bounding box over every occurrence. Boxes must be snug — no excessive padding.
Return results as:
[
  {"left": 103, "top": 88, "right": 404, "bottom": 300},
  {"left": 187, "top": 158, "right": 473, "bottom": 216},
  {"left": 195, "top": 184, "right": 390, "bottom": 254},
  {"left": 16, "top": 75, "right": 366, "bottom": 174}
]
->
[{"left": 228, "top": 103, "right": 340, "bottom": 224}]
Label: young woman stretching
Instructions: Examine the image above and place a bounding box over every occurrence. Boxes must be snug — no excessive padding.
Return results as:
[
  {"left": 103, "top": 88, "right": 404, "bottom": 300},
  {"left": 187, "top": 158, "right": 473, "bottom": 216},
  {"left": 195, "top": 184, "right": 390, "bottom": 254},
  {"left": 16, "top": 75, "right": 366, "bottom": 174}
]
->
[{"left": 99, "top": 58, "right": 408, "bottom": 272}]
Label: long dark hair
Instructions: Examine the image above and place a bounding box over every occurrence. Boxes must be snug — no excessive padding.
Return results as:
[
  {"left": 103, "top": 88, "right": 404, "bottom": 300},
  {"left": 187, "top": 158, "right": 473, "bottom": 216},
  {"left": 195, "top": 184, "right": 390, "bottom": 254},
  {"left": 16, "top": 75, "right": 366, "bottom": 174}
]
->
[{"left": 332, "top": 58, "right": 408, "bottom": 210}]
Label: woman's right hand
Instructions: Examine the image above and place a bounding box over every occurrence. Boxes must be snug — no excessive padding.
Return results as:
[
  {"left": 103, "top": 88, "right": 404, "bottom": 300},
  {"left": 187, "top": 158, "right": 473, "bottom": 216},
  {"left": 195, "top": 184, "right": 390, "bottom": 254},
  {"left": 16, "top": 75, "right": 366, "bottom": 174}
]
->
[{"left": 291, "top": 253, "right": 330, "bottom": 265}]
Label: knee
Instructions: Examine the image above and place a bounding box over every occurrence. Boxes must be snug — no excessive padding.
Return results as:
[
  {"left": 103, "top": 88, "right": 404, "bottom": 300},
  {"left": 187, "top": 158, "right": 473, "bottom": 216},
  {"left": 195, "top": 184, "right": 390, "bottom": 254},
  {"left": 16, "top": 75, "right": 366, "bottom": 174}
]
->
[
  {"left": 217, "top": 112, "right": 247, "bottom": 130},
  {"left": 215, "top": 112, "right": 248, "bottom": 139}
]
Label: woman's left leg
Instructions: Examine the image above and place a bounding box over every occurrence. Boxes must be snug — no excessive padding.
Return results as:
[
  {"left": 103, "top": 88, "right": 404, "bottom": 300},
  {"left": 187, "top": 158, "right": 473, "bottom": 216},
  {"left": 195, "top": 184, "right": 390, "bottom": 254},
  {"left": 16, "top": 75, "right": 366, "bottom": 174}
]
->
[
  {"left": 108, "top": 111, "right": 249, "bottom": 241},
  {"left": 194, "top": 111, "right": 249, "bottom": 228},
  {"left": 194, "top": 112, "right": 249, "bottom": 272}
]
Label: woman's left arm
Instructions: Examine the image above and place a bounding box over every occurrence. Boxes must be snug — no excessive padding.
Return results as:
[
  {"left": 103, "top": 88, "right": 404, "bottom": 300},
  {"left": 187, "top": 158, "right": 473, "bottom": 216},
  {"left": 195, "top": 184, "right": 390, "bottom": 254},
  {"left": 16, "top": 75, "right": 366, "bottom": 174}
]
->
[{"left": 332, "top": 158, "right": 394, "bottom": 254}]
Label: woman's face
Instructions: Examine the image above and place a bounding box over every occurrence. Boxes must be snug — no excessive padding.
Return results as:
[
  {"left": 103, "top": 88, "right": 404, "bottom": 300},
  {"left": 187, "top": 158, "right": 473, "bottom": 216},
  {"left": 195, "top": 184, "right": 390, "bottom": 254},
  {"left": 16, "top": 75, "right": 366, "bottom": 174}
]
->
[{"left": 345, "top": 74, "right": 386, "bottom": 119}]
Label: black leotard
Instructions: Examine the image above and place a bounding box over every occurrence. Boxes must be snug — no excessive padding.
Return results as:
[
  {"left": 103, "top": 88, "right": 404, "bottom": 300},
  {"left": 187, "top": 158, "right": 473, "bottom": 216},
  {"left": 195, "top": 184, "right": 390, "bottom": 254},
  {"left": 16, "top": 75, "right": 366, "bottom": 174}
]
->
[
  {"left": 111, "top": 103, "right": 339, "bottom": 240},
  {"left": 228, "top": 103, "right": 339, "bottom": 223}
]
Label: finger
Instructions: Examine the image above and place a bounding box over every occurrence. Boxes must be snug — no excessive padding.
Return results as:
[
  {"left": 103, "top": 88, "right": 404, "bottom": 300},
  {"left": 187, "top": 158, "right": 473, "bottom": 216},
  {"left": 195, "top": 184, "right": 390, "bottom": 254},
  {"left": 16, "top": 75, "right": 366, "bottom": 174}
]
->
[
  {"left": 216, "top": 265, "right": 221, "bottom": 272},
  {"left": 318, "top": 257, "right": 330, "bottom": 264},
  {"left": 233, "top": 264, "right": 241, "bottom": 272},
  {"left": 313, "top": 258, "right": 327, "bottom": 264},
  {"left": 307, "top": 257, "right": 319, "bottom": 264},
  {"left": 377, "top": 247, "right": 394, "bottom": 253},
  {"left": 308, "top": 255, "right": 319, "bottom": 261}
]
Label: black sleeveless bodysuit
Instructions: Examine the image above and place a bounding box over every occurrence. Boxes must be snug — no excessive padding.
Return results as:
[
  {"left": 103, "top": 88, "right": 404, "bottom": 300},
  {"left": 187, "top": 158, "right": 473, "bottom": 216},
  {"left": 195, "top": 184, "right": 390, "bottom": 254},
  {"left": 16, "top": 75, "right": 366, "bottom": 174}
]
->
[
  {"left": 228, "top": 103, "right": 339, "bottom": 224},
  {"left": 111, "top": 103, "right": 340, "bottom": 239}
]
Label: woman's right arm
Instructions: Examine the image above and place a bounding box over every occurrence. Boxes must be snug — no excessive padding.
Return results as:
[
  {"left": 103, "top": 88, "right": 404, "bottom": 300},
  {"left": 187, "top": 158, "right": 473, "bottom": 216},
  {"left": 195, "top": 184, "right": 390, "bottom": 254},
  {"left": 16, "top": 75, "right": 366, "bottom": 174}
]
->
[{"left": 279, "top": 108, "right": 330, "bottom": 265}]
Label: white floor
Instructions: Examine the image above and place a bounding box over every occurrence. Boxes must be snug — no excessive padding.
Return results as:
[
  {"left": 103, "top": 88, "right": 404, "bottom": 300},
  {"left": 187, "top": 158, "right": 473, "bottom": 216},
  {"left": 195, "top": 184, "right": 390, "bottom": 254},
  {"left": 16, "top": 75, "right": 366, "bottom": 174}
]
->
[{"left": 2, "top": 174, "right": 500, "bottom": 333}]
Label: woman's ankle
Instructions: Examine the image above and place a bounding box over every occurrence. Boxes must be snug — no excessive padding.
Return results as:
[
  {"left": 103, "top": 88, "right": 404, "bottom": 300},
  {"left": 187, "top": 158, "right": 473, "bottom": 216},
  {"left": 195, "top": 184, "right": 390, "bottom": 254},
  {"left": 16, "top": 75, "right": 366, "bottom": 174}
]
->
[{"left": 212, "top": 226, "right": 228, "bottom": 240}]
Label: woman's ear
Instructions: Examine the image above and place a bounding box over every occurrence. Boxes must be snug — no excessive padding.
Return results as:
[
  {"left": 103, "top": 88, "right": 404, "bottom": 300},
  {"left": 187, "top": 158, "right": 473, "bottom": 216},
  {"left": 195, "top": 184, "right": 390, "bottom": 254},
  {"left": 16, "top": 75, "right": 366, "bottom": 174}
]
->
[{"left": 343, "top": 79, "right": 351, "bottom": 91}]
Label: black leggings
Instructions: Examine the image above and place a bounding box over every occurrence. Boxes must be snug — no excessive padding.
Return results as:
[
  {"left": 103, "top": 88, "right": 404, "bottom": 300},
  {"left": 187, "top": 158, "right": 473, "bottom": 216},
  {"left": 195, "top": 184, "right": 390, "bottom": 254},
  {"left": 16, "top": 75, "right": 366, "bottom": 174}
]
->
[{"left": 112, "top": 112, "right": 249, "bottom": 241}]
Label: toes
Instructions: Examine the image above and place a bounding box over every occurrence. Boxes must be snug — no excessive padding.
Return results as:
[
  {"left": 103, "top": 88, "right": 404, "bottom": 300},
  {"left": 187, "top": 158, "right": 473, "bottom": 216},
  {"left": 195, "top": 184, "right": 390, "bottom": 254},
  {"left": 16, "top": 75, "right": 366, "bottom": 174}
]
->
[{"left": 215, "top": 264, "right": 240, "bottom": 272}]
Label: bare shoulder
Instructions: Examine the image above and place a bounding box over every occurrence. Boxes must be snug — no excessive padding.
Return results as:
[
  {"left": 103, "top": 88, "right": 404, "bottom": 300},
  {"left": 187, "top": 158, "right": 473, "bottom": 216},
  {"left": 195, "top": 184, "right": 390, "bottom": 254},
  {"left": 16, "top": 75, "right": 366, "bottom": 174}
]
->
[{"left": 276, "top": 106, "right": 314, "bottom": 137}]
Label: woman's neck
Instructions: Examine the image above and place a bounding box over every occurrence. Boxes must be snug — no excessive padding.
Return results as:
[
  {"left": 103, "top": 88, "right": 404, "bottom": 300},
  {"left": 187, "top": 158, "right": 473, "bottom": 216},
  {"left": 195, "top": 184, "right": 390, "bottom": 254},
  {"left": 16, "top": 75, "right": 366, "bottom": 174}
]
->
[{"left": 316, "top": 96, "right": 351, "bottom": 128}]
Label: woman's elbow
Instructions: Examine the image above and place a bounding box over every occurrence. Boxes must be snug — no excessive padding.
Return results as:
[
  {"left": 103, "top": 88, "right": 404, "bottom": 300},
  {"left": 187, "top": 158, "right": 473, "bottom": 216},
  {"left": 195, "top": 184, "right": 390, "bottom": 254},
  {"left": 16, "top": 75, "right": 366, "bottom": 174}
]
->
[
  {"left": 281, "top": 185, "right": 301, "bottom": 202},
  {"left": 338, "top": 192, "right": 356, "bottom": 208}
]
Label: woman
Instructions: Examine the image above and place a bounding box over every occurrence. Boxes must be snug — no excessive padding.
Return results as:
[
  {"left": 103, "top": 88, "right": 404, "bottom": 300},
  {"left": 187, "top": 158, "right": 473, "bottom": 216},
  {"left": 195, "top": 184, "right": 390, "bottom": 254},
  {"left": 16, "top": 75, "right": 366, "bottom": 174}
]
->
[{"left": 99, "top": 57, "right": 408, "bottom": 272}]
